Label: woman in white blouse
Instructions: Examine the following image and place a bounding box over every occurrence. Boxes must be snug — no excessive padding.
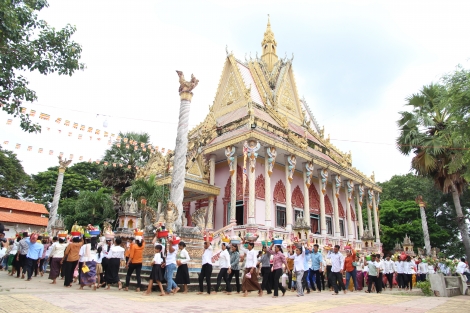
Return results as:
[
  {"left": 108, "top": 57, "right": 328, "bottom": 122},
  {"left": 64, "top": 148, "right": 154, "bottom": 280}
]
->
[
  {"left": 105, "top": 237, "right": 125, "bottom": 290},
  {"left": 48, "top": 237, "right": 68, "bottom": 284},
  {"left": 240, "top": 240, "right": 263, "bottom": 297},
  {"left": 175, "top": 241, "right": 191, "bottom": 293},
  {"left": 404, "top": 256, "right": 414, "bottom": 291}
]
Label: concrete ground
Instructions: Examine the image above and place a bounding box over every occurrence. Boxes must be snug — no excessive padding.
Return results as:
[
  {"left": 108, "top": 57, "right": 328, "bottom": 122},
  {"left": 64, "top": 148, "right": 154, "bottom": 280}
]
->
[{"left": 0, "top": 271, "right": 468, "bottom": 313}]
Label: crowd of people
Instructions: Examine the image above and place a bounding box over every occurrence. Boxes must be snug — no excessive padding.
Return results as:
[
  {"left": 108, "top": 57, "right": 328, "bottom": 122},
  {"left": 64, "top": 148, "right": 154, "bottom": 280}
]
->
[{"left": 1, "top": 229, "right": 470, "bottom": 297}]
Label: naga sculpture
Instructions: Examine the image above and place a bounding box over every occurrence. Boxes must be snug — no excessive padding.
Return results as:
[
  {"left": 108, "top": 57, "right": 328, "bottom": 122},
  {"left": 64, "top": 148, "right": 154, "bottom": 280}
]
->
[
  {"left": 176, "top": 71, "right": 199, "bottom": 93},
  {"left": 191, "top": 207, "right": 207, "bottom": 234}
]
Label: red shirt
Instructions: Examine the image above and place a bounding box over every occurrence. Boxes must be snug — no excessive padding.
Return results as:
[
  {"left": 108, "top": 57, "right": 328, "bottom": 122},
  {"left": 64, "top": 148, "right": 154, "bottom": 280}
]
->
[{"left": 343, "top": 250, "right": 356, "bottom": 272}]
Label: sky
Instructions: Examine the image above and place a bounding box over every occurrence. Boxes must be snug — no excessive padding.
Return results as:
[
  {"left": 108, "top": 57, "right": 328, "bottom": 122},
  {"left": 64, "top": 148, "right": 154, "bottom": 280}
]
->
[{"left": 2, "top": 0, "right": 470, "bottom": 183}]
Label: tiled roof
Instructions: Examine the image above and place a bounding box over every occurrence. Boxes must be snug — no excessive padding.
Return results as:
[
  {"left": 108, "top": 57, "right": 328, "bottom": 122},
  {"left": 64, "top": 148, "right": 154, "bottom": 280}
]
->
[
  {"left": 208, "top": 127, "right": 251, "bottom": 146},
  {"left": 217, "top": 106, "right": 248, "bottom": 127},
  {"left": 288, "top": 122, "right": 321, "bottom": 145},
  {"left": 0, "top": 197, "right": 48, "bottom": 214},
  {"left": 254, "top": 108, "right": 280, "bottom": 127},
  {"left": 0, "top": 211, "right": 48, "bottom": 227},
  {"left": 307, "top": 146, "right": 338, "bottom": 165},
  {"left": 236, "top": 62, "right": 264, "bottom": 106}
]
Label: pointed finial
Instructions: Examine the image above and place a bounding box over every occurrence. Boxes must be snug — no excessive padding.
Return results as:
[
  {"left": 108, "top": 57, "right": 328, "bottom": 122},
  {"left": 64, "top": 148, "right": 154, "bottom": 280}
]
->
[
  {"left": 268, "top": 14, "right": 270, "bottom": 26},
  {"left": 225, "top": 45, "right": 229, "bottom": 56}
]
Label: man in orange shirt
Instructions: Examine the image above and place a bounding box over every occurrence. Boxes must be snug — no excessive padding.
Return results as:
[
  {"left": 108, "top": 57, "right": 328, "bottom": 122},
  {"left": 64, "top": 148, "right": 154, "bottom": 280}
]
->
[{"left": 343, "top": 249, "right": 357, "bottom": 291}]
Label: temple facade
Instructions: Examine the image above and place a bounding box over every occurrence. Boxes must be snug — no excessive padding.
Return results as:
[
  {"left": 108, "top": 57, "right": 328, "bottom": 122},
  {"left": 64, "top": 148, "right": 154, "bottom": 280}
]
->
[{"left": 137, "top": 19, "right": 382, "bottom": 253}]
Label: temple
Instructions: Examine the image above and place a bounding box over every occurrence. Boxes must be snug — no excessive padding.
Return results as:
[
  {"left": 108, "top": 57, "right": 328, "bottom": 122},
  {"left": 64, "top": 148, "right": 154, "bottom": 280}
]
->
[{"left": 137, "top": 18, "right": 382, "bottom": 253}]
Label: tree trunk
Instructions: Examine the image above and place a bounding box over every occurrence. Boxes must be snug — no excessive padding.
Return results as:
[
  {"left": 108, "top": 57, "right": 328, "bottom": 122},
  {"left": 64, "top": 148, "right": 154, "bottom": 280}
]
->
[
  {"left": 451, "top": 185, "right": 470, "bottom": 261},
  {"left": 419, "top": 205, "right": 431, "bottom": 256}
]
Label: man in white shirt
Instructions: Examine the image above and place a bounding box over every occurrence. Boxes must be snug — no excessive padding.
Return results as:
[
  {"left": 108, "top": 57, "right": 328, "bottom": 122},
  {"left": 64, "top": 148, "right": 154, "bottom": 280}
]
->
[
  {"left": 197, "top": 233, "right": 213, "bottom": 295},
  {"left": 214, "top": 243, "right": 231, "bottom": 294},
  {"left": 374, "top": 255, "right": 384, "bottom": 292},
  {"left": 396, "top": 259, "right": 404, "bottom": 290},
  {"left": 456, "top": 258, "right": 470, "bottom": 283},
  {"left": 417, "top": 258, "right": 428, "bottom": 282},
  {"left": 327, "top": 245, "right": 345, "bottom": 295},
  {"left": 288, "top": 245, "right": 306, "bottom": 296},
  {"left": 383, "top": 255, "right": 396, "bottom": 290}
]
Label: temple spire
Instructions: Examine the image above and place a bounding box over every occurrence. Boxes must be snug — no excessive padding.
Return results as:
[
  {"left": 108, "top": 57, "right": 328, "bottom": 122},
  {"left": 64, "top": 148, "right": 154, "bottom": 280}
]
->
[{"left": 261, "top": 14, "right": 278, "bottom": 72}]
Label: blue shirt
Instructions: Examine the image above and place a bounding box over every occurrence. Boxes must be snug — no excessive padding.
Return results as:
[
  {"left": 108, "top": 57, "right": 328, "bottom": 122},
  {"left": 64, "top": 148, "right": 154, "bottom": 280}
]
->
[
  {"left": 25, "top": 238, "right": 44, "bottom": 260},
  {"left": 310, "top": 251, "right": 323, "bottom": 270},
  {"left": 303, "top": 249, "right": 310, "bottom": 271}
]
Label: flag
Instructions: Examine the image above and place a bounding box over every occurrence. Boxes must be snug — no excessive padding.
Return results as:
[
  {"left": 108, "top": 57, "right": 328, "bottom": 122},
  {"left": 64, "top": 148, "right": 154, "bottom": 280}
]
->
[
  {"left": 68, "top": 132, "right": 72, "bottom": 136},
  {"left": 142, "top": 148, "right": 146, "bottom": 152},
  {"left": 6, "top": 119, "right": 12, "bottom": 125},
  {"left": 27, "top": 146, "right": 32, "bottom": 151},
  {"left": 116, "top": 135, "right": 121, "bottom": 141},
  {"left": 89, "top": 136, "right": 92, "bottom": 140},
  {"left": 119, "top": 163, "right": 123, "bottom": 167},
  {"left": 55, "top": 118, "right": 62, "bottom": 124},
  {"left": 69, "top": 154, "right": 73, "bottom": 159},
  {"left": 38, "top": 148, "right": 43, "bottom": 153},
  {"left": 162, "top": 148, "right": 165, "bottom": 153},
  {"left": 95, "top": 160, "right": 100, "bottom": 164},
  {"left": 46, "top": 127, "right": 50, "bottom": 131},
  {"left": 127, "top": 165, "right": 131, "bottom": 169},
  {"left": 148, "top": 144, "right": 152, "bottom": 149},
  {"left": 58, "top": 130, "right": 62, "bottom": 134},
  {"left": 104, "top": 161, "right": 108, "bottom": 166},
  {"left": 88, "top": 158, "right": 92, "bottom": 163},
  {"left": 140, "top": 143, "right": 145, "bottom": 148},
  {"left": 113, "top": 163, "right": 116, "bottom": 167},
  {"left": 110, "top": 133, "right": 115, "bottom": 137},
  {"left": 116, "top": 143, "right": 121, "bottom": 148},
  {"left": 59, "top": 152, "right": 63, "bottom": 157},
  {"left": 21, "top": 107, "right": 27, "bottom": 113},
  {"left": 134, "top": 146, "right": 138, "bottom": 151},
  {"left": 15, "top": 143, "right": 21, "bottom": 149},
  {"left": 126, "top": 144, "right": 130, "bottom": 149},
  {"left": 123, "top": 138, "right": 128, "bottom": 143},
  {"left": 64, "top": 120, "right": 70, "bottom": 126},
  {"left": 30, "top": 110, "right": 36, "bottom": 117},
  {"left": 104, "top": 131, "right": 108, "bottom": 137},
  {"left": 107, "top": 140, "right": 111, "bottom": 145},
  {"left": 78, "top": 134, "right": 82, "bottom": 140},
  {"left": 80, "top": 125, "right": 85, "bottom": 131},
  {"left": 3, "top": 141, "right": 8, "bottom": 145},
  {"left": 95, "top": 129, "right": 100, "bottom": 135},
  {"left": 39, "top": 113, "right": 50, "bottom": 120},
  {"left": 87, "top": 127, "right": 93, "bottom": 133},
  {"left": 49, "top": 150, "right": 53, "bottom": 155},
  {"left": 97, "top": 137, "right": 101, "bottom": 141},
  {"left": 79, "top": 156, "right": 83, "bottom": 161},
  {"left": 73, "top": 123, "right": 78, "bottom": 129}
]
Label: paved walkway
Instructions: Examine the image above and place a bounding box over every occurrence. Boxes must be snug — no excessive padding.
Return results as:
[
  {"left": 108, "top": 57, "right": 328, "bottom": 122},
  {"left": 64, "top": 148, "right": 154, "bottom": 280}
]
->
[{"left": 0, "top": 272, "right": 468, "bottom": 313}]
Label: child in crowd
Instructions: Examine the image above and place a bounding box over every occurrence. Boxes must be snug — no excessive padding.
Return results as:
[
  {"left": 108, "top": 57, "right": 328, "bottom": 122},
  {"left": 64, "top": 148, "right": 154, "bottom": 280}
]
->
[{"left": 144, "top": 244, "right": 166, "bottom": 296}]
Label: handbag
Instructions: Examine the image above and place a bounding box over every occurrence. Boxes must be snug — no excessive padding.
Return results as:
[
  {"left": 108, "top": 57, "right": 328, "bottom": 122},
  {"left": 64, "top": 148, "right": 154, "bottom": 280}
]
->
[
  {"left": 245, "top": 272, "right": 251, "bottom": 279},
  {"left": 82, "top": 264, "right": 90, "bottom": 273}
]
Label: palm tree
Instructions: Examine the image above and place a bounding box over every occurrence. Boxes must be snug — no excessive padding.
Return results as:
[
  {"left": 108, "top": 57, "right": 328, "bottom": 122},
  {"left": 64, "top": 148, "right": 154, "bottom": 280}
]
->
[
  {"left": 121, "top": 174, "right": 169, "bottom": 226},
  {"left": 100, "top": 132, "right": 152, "bottom": 194},
  {"left": 397, "top": 84, "right": 470, "bottom": 260},
  {"left": 74, "top": 188, "right": 115, "bottom": 226}
]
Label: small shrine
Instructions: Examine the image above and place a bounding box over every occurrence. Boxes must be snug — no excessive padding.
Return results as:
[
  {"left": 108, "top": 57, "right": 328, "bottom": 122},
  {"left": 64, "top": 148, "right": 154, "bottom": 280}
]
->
[
  {"left": 115, "top": 195, "right": 140, "bottom": 236},
  {"left": 392, "top": 234, "right": 416, "bottom": 257},
  {"left": 50, "top": 217, "right": 65, "bottom": 236}
]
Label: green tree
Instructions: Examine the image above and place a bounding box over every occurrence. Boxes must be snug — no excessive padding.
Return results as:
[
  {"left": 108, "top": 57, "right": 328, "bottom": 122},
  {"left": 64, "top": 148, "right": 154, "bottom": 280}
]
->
[
  {"left": 61, "top": 188, "right": 114, "bottom": 230},
  {"left": 396, "top": 84, "right": 470, "bottom": 259},
  {"left": 0, "top": 0, "right": 84, "bottom": 133},
  {"left": 121, "top": 174, "right": 168, "bottom": 226},
  {"left": 0, "top": 146, "right": 32, "bottom": 199},
  {"left": 100, "top": 132, "right": 152, "bottom": 194},
  {"left": 31, "top": 162, "right": 105, "bottom": 209}
]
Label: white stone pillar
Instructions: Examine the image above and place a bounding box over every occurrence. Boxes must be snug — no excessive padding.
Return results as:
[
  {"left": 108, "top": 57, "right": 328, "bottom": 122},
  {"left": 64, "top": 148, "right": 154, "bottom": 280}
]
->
[
  {"left": 356, "top": 185, "right": 364, "bottom": 238},
  {"left": 230, "top": 155, "right": 238, "bottom": 223},
  {"left": 47, "top": 167, "right": 66, "bottom": 233},
  {"left": 344, "top": 180, "right": 354, "bottom": 240},
  {"left": 170, "top": 72, "right": 198, "bottom": 227},
  {"left": 372, "top": 190, "right": 380, "bottom": 243},
  {"left": 331, "top": 175, "right": 341, "bottom": 237},
  {"left": 318, "top": 169, "right": 327, "bottom": 235},
  {"left": 265, "top": 148, "right": 276, "bottom": 227},
  {"left": 302, "top": 164, "right": 310, "bottom": 227},
  {"left": 206, "top": 154, "right": 216, "bottom": 229},
  {"left": 248, "top": 160, "right": 256, "bottom": 225},
  {"left": 285, "top": 155, "right": 294, "bottom": 231},
  {"left": 366, "top": 189, "right": 374, "bottom": 237}
]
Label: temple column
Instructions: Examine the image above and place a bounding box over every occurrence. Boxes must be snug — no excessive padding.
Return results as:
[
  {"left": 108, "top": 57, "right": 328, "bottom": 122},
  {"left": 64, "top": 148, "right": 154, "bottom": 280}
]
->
[
  {"left": 331, "top": 175, "right": 341, "bottom": 237},
  {"left": 47, "top": 158, "right": 71, "bottom": 234},
  {"left": 302, "top": 163, "right": 311, "bottom": 227},
  {"left": 372, "top": 191, "right": 380, "bottom": 243},
  {"left": 318, "top": 169, "right": 328, "bottom": 235},
  {"left": 245, "top": 140, "right": 260, "bottom": 225},
  {"left": 230, "top": 154, "right": 238, "bottom": 223},
  {"left": 356, "top": 185, "right": 364, "bottom": 238},
  {"left": 344, "top": 180, "right": 354, "bottom": 240},
  {"left": 206, "top": 154, "right": 216, "bottom": 229},
  {"left": 366, "top": 189, "right": 374, "bottom": 237},
  {"left": 285, "top": 155, "right": 295, "bottom": 231},
  {"left": 265, "top": 147, "right": 276, "bottom": 227}
]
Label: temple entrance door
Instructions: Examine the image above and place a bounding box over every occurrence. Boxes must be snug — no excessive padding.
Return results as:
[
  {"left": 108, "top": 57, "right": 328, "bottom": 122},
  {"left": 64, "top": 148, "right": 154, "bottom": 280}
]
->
[{"left": 235, "top": 200, "right": 244, "bottom": 225}]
